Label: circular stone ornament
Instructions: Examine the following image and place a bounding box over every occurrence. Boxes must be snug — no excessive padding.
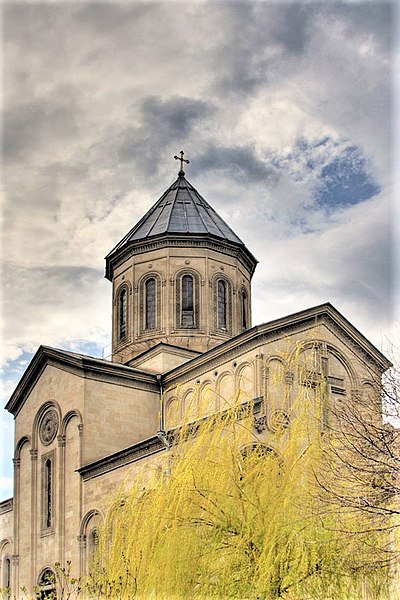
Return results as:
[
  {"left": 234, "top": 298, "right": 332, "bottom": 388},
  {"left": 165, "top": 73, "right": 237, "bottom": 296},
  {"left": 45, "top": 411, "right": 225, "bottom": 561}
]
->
[
  {"left": 39, "top": 409, "right": 59, "bottom": 445},
  {"left": 270, "top": 410, "right": 290, "bottom": 432}
]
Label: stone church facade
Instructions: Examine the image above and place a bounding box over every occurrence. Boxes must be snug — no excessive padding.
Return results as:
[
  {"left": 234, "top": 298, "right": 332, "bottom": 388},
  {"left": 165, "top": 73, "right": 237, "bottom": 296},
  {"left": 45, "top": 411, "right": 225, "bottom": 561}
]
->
[{"left": 0, "top": 162, "right": 390, "bottom": 597}]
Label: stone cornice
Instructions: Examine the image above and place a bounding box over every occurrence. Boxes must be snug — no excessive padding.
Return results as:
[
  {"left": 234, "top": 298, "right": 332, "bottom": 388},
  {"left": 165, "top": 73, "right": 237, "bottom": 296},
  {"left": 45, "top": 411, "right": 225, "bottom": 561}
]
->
[
  {"left": 5, "top": 346, "right": 159, "bottom": 417},
  {"left": 105, "top": 234, "right": 258, "bottom": 281},
  {"left": 0, "top": 497, "right": 13, "bottom": 514},
  {"left": 77, "top": 435, "right": 165, "bottom": 481},
  {"left": 162, "top": 303, "right": 391, "bottom": 387}
]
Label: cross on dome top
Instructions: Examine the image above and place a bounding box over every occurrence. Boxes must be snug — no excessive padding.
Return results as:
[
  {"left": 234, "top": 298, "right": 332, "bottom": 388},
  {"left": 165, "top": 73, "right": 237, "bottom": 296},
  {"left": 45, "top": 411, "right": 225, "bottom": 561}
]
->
[{"left": 174, "top": 150, "right": 190, "bottom": 176}]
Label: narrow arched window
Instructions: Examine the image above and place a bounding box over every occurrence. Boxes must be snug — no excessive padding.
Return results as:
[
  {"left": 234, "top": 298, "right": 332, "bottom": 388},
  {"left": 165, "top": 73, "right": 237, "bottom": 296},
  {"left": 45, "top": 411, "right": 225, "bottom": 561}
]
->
[
  {"left": 181, "top": 275, "right": 194, "bottom": 327},
  {"left": 145, "top": 278, "right": 156, "bottom": 330},
  {"left": 118, "top": 288, "right": 127, "bottom": 340},
  {"left": 3, "top": 557, "right": 11, "bottom": 597},
  {"left": 37, "top": 568, "right": 56, "bottom": 599},
  {"left": 217, "top": 280, "right": 227, "bottom": 330},
  {"left": 241, "top": 290, "right": 248, "bottom": 330},
  {"left": 44, "top": 459, "right": 52, "bottom": 528}
]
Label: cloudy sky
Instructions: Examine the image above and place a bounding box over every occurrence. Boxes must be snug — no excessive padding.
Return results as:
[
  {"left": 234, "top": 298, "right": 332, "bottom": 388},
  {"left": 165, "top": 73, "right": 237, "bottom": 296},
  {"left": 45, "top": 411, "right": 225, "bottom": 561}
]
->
[{"left": 1, "top": 1, "right": 398, "bottom": 500}]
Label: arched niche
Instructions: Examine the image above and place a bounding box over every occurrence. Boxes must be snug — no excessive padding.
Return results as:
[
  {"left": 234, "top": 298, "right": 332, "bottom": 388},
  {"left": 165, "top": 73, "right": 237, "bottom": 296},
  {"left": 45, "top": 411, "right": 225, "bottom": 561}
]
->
[
  {"left": 182, "top": 388, "right": 197, "bottom": 422},
  {"left": 216, "top": 371, "right": 234, "bottom": 411},
  {"left": 198, "top": 380, "right": 215, "bottom": 417},
  {"left": 79, "top": 509, "right": 102, "bottom": 575},
  {"left": 165, "top": 396, "right": 180, "bottom": 429},
  {"left": 236, "top": 362, "right": 254, "bottom": 402}
]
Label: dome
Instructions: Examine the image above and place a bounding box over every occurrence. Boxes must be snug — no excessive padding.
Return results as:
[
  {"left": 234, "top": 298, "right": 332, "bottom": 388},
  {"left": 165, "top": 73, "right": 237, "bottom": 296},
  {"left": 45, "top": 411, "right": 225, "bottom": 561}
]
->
[{"left": 105, "top": 173, "right": 257, "bottom": 281}]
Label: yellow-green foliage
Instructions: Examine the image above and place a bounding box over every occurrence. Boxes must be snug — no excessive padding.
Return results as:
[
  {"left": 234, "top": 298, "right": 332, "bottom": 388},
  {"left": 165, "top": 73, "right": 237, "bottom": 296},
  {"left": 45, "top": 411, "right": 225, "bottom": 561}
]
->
[{"left": 91, "top": 364, "right": 393, "bottom": 599}]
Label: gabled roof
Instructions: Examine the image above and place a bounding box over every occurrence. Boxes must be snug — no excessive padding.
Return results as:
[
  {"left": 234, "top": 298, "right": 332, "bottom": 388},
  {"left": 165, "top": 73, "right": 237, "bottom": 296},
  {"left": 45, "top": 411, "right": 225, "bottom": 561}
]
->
[
  {"left": 5, "top": 346, "right": 159, "bottom": 417},
  {"left": 162, "top": 302, "right": 392, "bottom": 386},
  {"left": 105, "top": 174, "right": 258, "bottom": 280}
]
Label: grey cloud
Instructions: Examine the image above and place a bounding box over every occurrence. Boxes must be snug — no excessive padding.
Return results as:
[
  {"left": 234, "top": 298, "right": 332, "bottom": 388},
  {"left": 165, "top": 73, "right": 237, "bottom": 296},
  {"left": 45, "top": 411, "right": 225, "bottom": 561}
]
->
[
  {"left": 76, "top": 2, "right": 154, "bottom": 32},
  {"left": 191, "top": 144, "right": 278, "bottom": 184},
  {"left": 4, "top": 87, "right": 81, "bottom": 163},
  {"left": 116, "top": 95, "right": 215, "bottom": 176},
  {"left": 212, "top": 2, "right": 314, "bottom": 96},
  {"left": 322, "top": 2, "right": 394, "bottom": 53},
  {"left": 270, "top": 3, "right": 313, "bottom": 55}
]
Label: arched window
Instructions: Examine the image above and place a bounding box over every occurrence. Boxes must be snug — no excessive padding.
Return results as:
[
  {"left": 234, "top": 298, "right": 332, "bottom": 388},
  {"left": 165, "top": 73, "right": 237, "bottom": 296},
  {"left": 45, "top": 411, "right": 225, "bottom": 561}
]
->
[
  {"left": 217, "top": 280, "right": 227, "bottom": 330},
  {"left": 181, "top": 275, "right": 194, "bottom": 327},
  {"left": 41, "top": 452, "right": 54, "bottom": 533},
  {"left": 241, "top": 290, "right": 248, "bottom": 330},
  {"left": 3, "top": 557, "right": 11, "bottom": 597},
  {"left": 145, "top": 278, "right": 156, "bottom": 330},
  {"left": 37, "top": 568, "right": 56, "bottom": 599},
  {"left": 118, "top": 288, "right": 127, "bottom": 340},
  {"left": 44, "top": 459, "right": 52, "bottom": 528},
  {"left": 176, "top": 270, "right": 199, "bottom": 329}
]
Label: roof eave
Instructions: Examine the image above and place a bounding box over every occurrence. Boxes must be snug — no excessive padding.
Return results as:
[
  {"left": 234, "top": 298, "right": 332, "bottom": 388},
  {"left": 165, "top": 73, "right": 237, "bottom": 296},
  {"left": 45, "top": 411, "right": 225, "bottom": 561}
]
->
[{"left": 105, "top": 232, "right": 258, "bottom": 281}]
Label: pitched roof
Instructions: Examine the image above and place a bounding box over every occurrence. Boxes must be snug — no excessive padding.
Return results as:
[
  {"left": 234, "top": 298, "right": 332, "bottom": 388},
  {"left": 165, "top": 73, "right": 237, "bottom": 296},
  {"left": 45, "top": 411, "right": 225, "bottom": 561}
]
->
[
  {"left": 107, "top": 174, "right": 245, "bottom": 255},
  {"left": 5, "top": 346, "right": 159, "bottom": 417}
]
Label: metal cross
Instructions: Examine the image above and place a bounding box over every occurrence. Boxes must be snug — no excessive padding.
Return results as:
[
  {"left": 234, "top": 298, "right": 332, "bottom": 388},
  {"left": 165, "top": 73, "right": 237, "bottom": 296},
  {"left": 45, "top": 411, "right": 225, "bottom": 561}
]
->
[{"left": 174, "top": 150, "right": 190, "bottom": 176}]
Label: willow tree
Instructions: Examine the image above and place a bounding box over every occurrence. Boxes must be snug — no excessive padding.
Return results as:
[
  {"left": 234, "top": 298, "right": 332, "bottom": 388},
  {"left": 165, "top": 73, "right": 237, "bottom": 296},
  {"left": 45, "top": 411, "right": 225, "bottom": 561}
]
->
[{"left": 89, "top": 366, "right": 394, "bottom": 599}]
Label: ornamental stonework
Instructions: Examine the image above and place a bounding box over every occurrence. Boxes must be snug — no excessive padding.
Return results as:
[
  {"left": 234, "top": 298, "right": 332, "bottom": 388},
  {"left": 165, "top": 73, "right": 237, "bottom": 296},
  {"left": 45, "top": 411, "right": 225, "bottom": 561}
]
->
[{"left": 39, "top": 409, "right": 59, "bottom": 445}]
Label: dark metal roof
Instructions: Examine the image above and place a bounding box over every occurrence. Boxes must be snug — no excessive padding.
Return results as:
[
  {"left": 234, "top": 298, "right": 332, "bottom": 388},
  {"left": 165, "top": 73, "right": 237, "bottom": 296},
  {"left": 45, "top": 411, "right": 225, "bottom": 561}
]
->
[{"left": 107, "top": 174, "right": 244, "bottom": 256}]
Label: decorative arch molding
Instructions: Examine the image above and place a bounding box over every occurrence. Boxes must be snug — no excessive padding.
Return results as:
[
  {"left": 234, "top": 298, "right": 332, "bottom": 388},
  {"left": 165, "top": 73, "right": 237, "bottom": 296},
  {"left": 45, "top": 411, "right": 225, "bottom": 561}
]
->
[
  {"left": 138, "top": 272, "right": 162, "bottom": 334},
  {"left": 78, "top": 508, "right": 103, "bottom": 539},
  {"left": 287, "top": 339, "right": 359, "bottom": 390},
  {"left": 60, "top": 409, "right": 83, "bottom": 437},
  {"left": 32, "top": 400, "right": 62, "bottom": 449},
  {"left": 182, "top": 387, "right": 197, "bottom": 420},
  {"left": 235, "top": 361, "right": 254, "bottom": 400},
  {"left": 165, "top": 396, "right": 181, "bottom": 427},
  {"left": 37, "top": 566, "right": 57, "bottom": 593},
  {"left": 14, "top": 435, "right": 31, "bottom": 461},
  {"left": 78, "top": 509, "right": 102, "bottom": 576},
  {"left": 265, "top": 355, "right": 288, "bottom": 369},
  {"left": 114, "top": 281, "right": 132, "bottom": 344},
  {"left": 216, "top": 371, "right": 234, "bottom": 410},
  {"left": 326, "top": 343, "right": 360, "bottom": 391},
  {"left": 198, "top": 379, "right": 214, "bottom": 398},
  {"left": 174, "top": 268, "right": 201, "bottom": 329},
  {"left": 0, "top": 538, "right": 12, "bottom": 555},
  {"left": 211, "top": 273, "right": 233, "bottom": 334}
]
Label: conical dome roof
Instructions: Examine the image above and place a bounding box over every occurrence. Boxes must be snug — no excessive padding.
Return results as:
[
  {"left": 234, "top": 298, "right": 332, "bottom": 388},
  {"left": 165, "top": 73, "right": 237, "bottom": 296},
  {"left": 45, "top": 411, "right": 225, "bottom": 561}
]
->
[
  {"left": 105, "top": 173, "right": 257, "bottom": 280},
  {"left": 112, "top": 174, "right": 244, "bottom": 249}
]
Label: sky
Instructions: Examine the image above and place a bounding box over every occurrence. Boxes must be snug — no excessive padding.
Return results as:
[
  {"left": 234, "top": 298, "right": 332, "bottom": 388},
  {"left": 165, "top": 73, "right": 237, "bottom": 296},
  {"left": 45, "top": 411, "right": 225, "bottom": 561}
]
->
[{"left": 1, "top": 0, "right": 398, "bottom": 500}]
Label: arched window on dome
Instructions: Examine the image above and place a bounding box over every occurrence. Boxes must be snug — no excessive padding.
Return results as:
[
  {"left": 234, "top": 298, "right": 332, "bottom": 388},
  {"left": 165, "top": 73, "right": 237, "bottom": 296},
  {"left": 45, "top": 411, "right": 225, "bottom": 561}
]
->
[
  {"left": 241, "top": 289, "right": 248, "bottom": 330},
  {"left": 217, "top": 279, "right": 227, "bottom": 330},
  {"left": 175, "top": 270, "right": 200, "bottom": 329},
  {"left": 182, "top": 275, "right": 194, "bottom": 327},
  {"left": 214, "top": 276, "right": 232, "bottom": 333},
  {"left": 118, "top": 288, "right": 127, "bottom": 340},
  {"left": 145, "top": 278, "right": 156, "bottom": 330}
]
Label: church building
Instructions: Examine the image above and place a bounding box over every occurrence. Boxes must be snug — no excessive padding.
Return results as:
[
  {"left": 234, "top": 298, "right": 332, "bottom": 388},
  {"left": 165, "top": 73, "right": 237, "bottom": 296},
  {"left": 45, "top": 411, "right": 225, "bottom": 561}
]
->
[{"left": 0, "top": 155, "right": 391, "bottom": 596}]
